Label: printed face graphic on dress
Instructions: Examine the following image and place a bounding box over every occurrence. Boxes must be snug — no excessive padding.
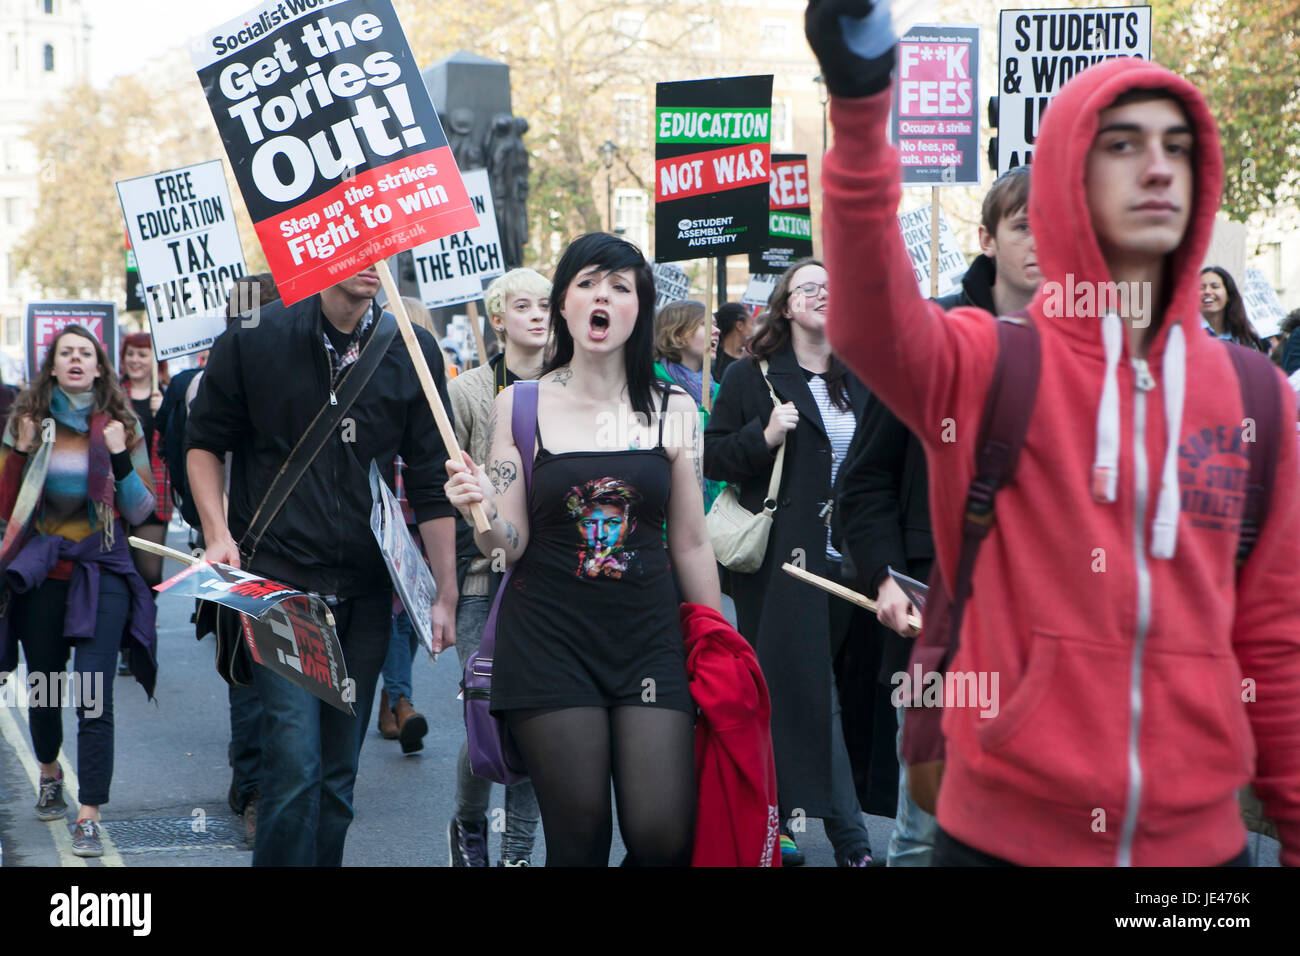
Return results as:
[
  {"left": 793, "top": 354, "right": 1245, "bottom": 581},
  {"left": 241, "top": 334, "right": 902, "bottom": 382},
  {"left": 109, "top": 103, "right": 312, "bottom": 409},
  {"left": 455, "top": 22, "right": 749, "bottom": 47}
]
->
[{"left": 565, "top": 477, "right": 643, "bottom": 579}]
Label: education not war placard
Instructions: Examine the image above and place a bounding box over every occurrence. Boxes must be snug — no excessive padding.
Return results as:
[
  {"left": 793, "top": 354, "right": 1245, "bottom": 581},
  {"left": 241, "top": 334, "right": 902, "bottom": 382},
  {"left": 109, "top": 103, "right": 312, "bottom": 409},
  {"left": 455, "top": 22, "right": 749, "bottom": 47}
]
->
[
  {"left": 117, "top": 160, "right": 248, "bottom": 360},
  {"left": 996, "top": 5, "right": 1151, "bottom": 175},
  {"left": 655, "top": 74, "right": 773, "bottom": 264},
  {"left": 191, "top": 0, "right": 478, "bottom": 305}
]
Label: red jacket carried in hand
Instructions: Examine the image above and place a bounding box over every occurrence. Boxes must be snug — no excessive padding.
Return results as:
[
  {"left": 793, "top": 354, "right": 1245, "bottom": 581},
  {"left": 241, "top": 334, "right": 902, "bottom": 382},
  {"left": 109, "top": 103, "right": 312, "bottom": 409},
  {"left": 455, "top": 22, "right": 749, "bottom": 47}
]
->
[{"left": 682, "top": 603, "right": 781, "bottom": 867}]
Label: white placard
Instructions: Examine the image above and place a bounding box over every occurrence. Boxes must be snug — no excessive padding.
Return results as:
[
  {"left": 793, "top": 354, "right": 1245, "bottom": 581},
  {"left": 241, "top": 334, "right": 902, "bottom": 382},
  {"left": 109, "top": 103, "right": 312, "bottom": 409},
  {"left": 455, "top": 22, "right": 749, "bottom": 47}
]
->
[
  {"left": 1240, "top": 268, "right": 1287, "bottom": 340},
  {"left": 116, "top": 159, "right": 247, "bottom": 360},
  {"left": 741, "top": 273, "right": 779, "bottom": 309},
  {"left": 369, "top": 461, "right": 438, "bottom": 659},
  {"left": 897, "top": 206, "right": 966, "bottom": 299},
  {"left": 996, "top": 6, "right": 1151, "bottom": 176},
  {"left": 410, "top": 169, "right": 504, "bottom": 311},
  {"left": 653, "top": 261, "right": 691, "bottom": 310}
]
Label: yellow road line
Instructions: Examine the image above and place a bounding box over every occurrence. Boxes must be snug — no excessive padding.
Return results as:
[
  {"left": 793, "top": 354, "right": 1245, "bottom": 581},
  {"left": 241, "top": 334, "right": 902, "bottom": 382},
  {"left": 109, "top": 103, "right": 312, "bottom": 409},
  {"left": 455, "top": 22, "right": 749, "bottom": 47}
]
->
[
  {"left": 0, "top": 699, "right": 85, "bottom": 867},
  {"left": 5, "top": 664, "right": 124, "bottom": 867}
]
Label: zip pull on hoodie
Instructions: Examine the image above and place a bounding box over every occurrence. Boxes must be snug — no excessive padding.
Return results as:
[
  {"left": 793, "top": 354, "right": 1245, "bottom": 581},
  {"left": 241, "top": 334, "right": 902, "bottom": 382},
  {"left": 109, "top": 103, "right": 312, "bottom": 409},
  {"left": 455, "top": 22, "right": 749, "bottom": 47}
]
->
[{"left": 1030, "top": 57, "right": 1223, "bottom": 562}]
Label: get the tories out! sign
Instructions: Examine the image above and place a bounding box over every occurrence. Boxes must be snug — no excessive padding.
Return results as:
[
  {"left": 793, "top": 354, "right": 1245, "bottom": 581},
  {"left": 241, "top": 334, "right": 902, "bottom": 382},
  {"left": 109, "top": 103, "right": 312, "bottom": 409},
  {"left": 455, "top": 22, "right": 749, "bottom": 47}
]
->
[{"left": 191, "top": 0, "right": 478, "bottom": 304}]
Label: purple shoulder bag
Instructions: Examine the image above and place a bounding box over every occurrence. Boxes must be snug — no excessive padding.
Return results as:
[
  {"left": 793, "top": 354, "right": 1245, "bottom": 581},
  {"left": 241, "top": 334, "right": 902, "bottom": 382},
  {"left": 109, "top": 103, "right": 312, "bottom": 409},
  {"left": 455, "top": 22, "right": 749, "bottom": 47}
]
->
[{"left": 462, "top": 381, "right": 537, "bottom": 785}]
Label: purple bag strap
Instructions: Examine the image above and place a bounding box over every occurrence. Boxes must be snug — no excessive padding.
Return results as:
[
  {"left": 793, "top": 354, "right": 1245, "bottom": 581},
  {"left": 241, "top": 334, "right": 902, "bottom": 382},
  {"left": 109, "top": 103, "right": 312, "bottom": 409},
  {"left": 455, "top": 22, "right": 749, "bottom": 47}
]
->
[
  {"left": 1224, "top": 343, "right": 1282, "bottom": 568},
  {"left": 511, "top": 380, "right": 538, "bottom": 495},
  {"left": 475, "top": 382, "right": 539, "bottom": 659}
]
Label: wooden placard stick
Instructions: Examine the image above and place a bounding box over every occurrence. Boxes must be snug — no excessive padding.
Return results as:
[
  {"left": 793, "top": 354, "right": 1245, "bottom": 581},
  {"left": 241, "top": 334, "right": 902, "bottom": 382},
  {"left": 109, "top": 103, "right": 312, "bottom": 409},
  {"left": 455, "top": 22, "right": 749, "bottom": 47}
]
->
[
  {"left": 129, "top": 536, "right": 198, "bottom": 566},
  {"left": 929, "top": 187, "right": 941, "bottom": 298},
  {"left": 702, "top": 258, "right": 714, "bottom": 413},
  {"left": 781, "top": 562, "right": 923, "bottom": 631},
  {"left": 375, "top": 259, "right": 491, "bottom": 533},
  {"left": 467, "top": 299, "right": 489, "bottom": 369}
]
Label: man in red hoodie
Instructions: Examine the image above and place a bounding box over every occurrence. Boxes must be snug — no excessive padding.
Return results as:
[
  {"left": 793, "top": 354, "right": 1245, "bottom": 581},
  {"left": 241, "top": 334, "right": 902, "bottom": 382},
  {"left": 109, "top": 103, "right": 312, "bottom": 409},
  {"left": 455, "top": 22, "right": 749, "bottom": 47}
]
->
[{"left": 806, "top": 0, "right": 1300, "bottom": 866}]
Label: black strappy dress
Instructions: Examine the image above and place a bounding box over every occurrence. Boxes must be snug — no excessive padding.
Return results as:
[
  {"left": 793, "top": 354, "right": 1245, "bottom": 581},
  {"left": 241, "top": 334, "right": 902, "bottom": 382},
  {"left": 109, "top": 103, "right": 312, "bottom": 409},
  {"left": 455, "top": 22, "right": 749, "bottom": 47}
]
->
[{"left": 490, "top": 388, "right": 693, "bottom": 716}]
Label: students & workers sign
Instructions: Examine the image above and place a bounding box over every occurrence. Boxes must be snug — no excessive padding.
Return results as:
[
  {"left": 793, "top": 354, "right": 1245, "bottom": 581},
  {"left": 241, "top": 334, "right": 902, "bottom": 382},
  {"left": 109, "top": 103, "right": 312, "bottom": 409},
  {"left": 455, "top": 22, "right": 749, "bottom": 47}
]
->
[
  {"left": 655, "top": 75, "right": 773, "bottom": 263},
  {"left": 996, "top": 5, "right": 1151, "bottom": 175},
  {"left": 191, "top": 0, "right": 478, "bottom": 305}
]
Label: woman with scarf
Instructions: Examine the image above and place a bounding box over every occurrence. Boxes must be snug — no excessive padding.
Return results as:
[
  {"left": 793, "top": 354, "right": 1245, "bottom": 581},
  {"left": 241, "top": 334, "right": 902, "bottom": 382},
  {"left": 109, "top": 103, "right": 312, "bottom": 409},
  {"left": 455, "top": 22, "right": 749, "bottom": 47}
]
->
[
  {"left": 0, "top": 325, "right": 158, "bottom": 858},
  {"left": 653, "top": 300, "right": 723, "bottom": 511}
]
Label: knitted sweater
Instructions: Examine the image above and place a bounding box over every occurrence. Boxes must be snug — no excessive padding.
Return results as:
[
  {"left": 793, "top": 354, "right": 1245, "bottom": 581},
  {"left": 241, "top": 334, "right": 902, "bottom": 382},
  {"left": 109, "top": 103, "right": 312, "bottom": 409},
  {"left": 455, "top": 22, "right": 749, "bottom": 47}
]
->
[{"left": 0, "top": 387, "right": 154, "bottom": 543}]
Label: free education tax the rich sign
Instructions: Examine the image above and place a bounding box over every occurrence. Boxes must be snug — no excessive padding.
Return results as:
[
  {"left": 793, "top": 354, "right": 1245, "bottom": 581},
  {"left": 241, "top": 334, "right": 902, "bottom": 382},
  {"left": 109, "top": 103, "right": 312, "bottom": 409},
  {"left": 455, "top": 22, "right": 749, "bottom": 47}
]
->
[
  {"left": 191, "top": 0, "right": 478, "bottom": 305},
  {"left": 654, "top": 75, "right": 773, "bottom": 264}
]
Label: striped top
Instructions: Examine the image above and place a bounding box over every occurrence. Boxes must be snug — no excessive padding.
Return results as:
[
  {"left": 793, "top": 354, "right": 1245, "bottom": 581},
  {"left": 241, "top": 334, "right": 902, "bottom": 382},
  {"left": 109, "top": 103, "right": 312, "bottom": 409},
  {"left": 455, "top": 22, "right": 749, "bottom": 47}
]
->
[
  {"left": 0, "top": 387, "right": 154, "bottom": 543},
  {"left": 807, "top": 373, "right": 856, "bottom": 560}
]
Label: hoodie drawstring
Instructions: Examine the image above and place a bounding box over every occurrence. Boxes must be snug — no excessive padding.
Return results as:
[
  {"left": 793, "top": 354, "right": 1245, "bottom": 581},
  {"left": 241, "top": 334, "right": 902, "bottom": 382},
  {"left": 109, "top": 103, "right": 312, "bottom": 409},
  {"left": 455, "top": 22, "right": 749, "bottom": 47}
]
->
[
  {"left": 1150, "top": 324, "right": 1186, "bottom": 558},
  {"left": 1091, "top": 312, "right": 1123, "bottom": 503},
  {"left": 1090, "top": 316, "right": 1187, "bottom": 559}
]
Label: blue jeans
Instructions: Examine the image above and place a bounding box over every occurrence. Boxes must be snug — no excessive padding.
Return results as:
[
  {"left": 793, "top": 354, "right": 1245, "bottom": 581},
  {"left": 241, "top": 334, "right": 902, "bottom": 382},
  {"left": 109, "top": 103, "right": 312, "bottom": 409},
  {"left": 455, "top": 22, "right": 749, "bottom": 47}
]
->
[
  {"left": 228, "top": 682, "right": 263, "bottom": 807},
  {"left": 380, "top": 609, "right": 419, "bottom": 704},
  {"left": 16, "top": 574, "right": 127, "bottom": 807},
  {"left": 251, "top": 588, "right": 391, "bottom": 866},
  {"left": 886, "top": 706, "right": 938, "bottom": 867},
  {"left": 453, "top": 594, "right": 540, "bottom": 861}
]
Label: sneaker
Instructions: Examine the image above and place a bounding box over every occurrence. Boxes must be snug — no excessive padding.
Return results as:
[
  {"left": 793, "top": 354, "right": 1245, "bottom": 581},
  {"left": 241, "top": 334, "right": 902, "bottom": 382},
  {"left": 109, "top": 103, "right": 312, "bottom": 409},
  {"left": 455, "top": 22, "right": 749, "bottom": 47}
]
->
[
  {"left": 497, "top": 858, "right": 531, "bottom": 867},
  {"left": 35, "top": 772, "right": 67, "bottom": 821},
  {"left": 447, "top": 817, "right": 490, "bottom": 867},
  {"left": 779, "top": 829, "right": 805, "bottom": 868},
  {"left": 243, "top": 792, "right": 259, "bottom": 848},
  {"left": 71, "top": 818, "right": 104, "bottom": 858},
  {"left": 837, "top": 848, "right": 875, "bottom": 868}
]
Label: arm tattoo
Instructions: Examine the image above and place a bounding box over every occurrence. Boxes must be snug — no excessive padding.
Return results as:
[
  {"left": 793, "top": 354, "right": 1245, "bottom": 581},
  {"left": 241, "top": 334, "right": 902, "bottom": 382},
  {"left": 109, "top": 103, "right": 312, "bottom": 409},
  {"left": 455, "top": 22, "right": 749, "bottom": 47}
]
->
[
  {"left": 488, "top": 458, "right": 518, "bottom": 495},
  {"left": 501, "top": 518, "right": 520, "bottom": 550}
]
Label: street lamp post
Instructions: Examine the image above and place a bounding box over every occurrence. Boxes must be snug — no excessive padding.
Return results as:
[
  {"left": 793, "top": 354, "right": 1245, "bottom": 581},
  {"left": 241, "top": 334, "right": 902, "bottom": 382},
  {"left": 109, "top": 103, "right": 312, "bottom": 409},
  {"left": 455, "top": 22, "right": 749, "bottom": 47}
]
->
[{"left": 598, "top": 139, "right": 619, "bottom": 233}]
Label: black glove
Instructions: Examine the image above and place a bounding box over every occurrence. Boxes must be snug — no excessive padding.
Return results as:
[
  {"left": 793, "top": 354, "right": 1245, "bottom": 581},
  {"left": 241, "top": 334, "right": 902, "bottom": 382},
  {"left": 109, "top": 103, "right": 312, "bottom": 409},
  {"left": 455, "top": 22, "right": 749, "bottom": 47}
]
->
[{"left": 805, "top": 0, "right": 898, "bottom": 99}]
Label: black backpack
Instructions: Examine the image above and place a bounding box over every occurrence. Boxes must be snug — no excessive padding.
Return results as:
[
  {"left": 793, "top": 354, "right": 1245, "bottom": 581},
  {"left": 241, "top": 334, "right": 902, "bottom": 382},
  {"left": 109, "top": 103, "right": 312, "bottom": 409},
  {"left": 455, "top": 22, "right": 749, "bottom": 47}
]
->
[{"left": 155, "top": 367, "right": 203, "bottom": 528}]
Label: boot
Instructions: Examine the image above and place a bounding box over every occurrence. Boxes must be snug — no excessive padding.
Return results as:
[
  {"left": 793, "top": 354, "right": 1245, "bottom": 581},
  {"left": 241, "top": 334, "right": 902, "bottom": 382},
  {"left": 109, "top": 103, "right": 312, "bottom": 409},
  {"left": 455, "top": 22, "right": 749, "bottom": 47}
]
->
[
  {"left": 377, "top": 689, "right": 399, "bottom": 739},
  {"left": 394, "top": 695, "right": 428, "bottom": 755}
]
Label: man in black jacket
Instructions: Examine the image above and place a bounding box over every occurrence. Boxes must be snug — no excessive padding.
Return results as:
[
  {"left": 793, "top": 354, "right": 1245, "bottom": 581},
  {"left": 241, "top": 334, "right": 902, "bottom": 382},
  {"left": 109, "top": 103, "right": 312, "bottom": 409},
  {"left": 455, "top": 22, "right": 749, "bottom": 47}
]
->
[
  {"left": 834, "top": 166, "right": 1038, "bottom": 865},
  {"left": 187, "top": 264, "right": 458, "bottom": 866}
]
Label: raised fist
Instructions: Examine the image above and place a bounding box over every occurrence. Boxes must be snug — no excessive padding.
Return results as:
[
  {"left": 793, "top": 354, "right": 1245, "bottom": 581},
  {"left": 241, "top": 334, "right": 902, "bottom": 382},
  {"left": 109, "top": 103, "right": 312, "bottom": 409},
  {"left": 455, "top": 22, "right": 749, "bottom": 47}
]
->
[{"left": 805, "top": 0, "right": 898, "bottom": 99}]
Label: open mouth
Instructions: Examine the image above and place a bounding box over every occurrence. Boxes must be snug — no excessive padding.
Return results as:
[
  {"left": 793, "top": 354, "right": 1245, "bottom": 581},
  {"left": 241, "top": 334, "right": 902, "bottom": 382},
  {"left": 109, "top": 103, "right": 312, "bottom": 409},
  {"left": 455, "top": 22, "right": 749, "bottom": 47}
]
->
[{"left": 589, "top": 310, "right": 610, "bottom": 339}]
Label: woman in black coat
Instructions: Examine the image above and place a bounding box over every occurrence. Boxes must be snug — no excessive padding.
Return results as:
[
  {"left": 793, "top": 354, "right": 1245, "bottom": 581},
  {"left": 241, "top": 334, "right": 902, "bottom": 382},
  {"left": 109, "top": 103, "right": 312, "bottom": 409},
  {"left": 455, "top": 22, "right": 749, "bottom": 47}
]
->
[{"left": 703, "top": 258, "right": 872, "bottom": 867}]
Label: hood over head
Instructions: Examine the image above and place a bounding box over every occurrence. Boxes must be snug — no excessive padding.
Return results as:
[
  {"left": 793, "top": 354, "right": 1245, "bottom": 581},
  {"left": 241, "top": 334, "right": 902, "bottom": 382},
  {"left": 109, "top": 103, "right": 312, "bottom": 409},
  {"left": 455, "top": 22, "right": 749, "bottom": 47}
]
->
[
  {"left": 1028, "top": 56, "right": 1223, "bottom": 357},
  {"left": 1026, "top": 58, "right": 1224, "bottom": 561}
]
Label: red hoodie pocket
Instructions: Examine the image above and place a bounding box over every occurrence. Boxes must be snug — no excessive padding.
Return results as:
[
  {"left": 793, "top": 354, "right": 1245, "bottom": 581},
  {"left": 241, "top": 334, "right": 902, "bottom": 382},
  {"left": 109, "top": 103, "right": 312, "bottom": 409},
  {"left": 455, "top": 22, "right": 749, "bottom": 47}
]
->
[
  {"left": 970, "top": 630, "right": 1133, "bottom": 802},
  {"left": 1139, "top": 652, "right": 1255, "bottom": 813},
  {"left": 972, "top": 629, "right": 1057, "bottom": 753}
]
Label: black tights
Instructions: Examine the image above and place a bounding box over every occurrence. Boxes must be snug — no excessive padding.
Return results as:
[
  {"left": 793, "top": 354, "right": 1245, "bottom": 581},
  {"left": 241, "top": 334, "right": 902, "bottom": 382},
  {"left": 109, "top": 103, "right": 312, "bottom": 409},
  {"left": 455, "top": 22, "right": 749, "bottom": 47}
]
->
[
  {"left": 506, "top": 706, "right": 695, "bottom": 867},
  {"left": 128, "top": 520, "right": 167, "bottom": 589}
]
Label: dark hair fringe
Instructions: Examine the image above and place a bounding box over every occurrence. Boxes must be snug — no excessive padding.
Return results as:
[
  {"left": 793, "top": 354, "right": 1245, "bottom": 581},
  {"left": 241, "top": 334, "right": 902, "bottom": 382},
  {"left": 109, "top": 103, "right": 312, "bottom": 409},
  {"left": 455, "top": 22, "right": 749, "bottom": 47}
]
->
[{"left": 543, "top": 233, "right": 661, "bottom": 420}]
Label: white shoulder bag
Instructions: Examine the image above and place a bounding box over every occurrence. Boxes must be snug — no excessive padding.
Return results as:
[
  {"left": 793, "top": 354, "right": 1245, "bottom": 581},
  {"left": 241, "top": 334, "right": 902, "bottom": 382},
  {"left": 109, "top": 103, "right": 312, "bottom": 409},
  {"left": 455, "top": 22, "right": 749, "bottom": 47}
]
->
[{"left": 706, "top": 360, "right": 786, "bottom": 574}]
